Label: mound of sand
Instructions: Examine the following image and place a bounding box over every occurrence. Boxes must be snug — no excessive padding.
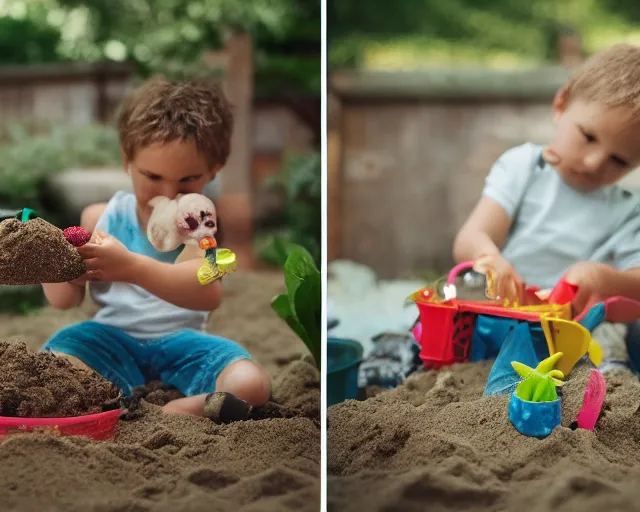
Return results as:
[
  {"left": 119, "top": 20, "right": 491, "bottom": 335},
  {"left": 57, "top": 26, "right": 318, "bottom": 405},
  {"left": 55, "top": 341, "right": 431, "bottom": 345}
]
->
[
  {"left": 0, "top": 218, "right": 84, "bottom": 285},
  {"left": 328, "top": 360, "right": 640, "bottom": 512},
  {"left": 0, "top": 271, "right": 320, "bottom": 511},
  {"left": 0, "top": 357, "right": 320, "bottom": 511},
  {"left": 0, "top": 341, "right": 120, "bottom": 417}
]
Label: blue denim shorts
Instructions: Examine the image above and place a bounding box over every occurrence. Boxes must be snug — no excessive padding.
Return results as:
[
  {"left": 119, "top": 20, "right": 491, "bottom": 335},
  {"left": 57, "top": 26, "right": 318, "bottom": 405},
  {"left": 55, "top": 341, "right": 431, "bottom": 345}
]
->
[{"left": 41, "top": 321, "right": 251, "bottom": 396}]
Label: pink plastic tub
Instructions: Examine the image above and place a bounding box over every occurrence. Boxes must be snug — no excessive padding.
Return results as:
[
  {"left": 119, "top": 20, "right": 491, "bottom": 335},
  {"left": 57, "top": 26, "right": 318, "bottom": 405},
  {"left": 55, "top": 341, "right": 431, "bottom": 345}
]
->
[{"left": 0, "top": 409, "right": 120, "bottom": 441}]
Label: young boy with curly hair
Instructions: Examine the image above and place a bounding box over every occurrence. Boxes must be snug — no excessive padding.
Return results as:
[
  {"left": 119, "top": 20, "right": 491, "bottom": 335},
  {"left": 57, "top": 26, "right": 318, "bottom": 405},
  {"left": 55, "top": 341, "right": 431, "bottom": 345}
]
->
[
  {"left": 41, "top": 77, "right": 271, "bottom": 419},
  {"left": 454, "top": 44, "right": 640, "bottom": 370}
]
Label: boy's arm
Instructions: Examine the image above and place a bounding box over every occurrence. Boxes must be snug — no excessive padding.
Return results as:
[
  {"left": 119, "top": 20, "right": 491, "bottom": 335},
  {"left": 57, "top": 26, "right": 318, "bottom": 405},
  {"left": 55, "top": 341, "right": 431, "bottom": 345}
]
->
[
  {"left": 608, "top": 267, "right": 640, "bottom": 300},
  {"left": 453, "top": 144, "right": 537, "bottom": 263},
  {"left": 42, "top": 203, "right": 106, "bottom": 309},
  {"left": 79, "top": 238, "right": 222, "bottom": 311},
  {"left": 453, "top": 195, "right": 512, "bottom": 262},
  {"left": 564, "top": 262, "right": 640, "bottom": 315},
  {"left": 131, "top": 256, "right": 222, "bottom": 311}
]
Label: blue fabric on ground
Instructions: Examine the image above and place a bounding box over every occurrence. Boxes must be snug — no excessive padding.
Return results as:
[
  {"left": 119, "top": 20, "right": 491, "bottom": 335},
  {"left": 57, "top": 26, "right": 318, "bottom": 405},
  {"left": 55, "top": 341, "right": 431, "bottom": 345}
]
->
[
  {"left": 484, "top": 321, "right": 551, "bottom": 396},
  {"left": 470, "top": 315, "right": 519, "bottom": 362}
]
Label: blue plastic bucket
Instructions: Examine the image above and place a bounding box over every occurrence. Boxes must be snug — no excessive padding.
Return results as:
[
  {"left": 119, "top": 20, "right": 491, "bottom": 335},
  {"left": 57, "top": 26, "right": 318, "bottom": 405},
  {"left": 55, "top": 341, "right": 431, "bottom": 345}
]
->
[
  {"left": 508, "top": 393, "right": 561, "bottom": 439},
  {"left": 328, "top": 337, "right": 363, "bottom": 406}
]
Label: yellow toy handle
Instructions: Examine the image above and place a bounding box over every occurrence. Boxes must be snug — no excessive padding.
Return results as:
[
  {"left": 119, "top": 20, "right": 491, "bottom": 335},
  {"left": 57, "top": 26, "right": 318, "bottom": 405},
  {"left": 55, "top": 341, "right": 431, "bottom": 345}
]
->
[{"left": 197, "top": 248, "right": 237, "bottom": 285}]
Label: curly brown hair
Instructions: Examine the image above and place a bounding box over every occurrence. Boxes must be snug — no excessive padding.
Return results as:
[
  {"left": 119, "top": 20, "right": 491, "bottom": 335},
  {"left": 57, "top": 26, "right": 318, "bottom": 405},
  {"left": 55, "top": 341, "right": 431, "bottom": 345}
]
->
[
  {"left": 566, "top": 44, "right": 640, "bottom": 120},
  {"left": 118, "top": 76, "right": 234, "bottom": 167}
]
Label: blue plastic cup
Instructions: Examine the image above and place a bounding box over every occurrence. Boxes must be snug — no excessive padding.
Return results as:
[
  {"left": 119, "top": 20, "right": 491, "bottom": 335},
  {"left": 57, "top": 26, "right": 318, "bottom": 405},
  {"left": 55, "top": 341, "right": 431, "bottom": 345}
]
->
[
  {"left": 328, "top": 337, "right": 363, "bottom": 406},
  {"left": 508, "top": 393, "right": 561, "bottom": 439}
]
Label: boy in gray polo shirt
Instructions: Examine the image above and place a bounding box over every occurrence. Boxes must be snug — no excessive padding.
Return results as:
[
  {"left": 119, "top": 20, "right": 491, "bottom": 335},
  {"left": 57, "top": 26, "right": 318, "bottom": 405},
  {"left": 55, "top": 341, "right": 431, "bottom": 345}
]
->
[{"left": 454, "top": 43, "right": 640, "bottom": 370}]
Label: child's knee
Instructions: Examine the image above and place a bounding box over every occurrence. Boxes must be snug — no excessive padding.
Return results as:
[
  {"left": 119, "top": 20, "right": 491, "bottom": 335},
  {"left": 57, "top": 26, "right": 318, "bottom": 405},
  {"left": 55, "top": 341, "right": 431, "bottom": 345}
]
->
[
  {"left": 51, "top": 351, "right": 93, "bottom": 373},
  {"left": 216, "top": 359, "right": 271, "bottom": 406}
]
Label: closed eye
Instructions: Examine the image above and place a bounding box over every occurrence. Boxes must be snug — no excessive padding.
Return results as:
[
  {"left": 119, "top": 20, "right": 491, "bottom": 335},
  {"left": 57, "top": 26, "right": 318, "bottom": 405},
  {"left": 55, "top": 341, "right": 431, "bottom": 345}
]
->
[
  {"left": 579, "top": 126, "right": 596, "bottom": 143},
  {"left": 179, "top": 175, "right": 203, "bottom": 183},
  {"left": 611, "top": 155, "right": 628, "bottom": 167}
]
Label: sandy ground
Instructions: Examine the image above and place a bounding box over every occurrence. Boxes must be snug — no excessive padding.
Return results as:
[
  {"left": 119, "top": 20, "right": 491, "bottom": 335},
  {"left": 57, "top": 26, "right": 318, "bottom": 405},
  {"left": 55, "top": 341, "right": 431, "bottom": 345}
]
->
[
  {"left": 0, "top": 271, "right": 320, "bottom": 511},
  {"left": 328, "top": 359, "right": 640, "bottom": 512}
]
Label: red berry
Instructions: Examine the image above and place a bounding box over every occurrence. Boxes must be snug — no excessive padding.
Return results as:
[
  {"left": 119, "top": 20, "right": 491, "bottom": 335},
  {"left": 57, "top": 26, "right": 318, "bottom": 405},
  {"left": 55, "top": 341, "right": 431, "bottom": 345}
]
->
[{"left": 63, "top": 226, "right": 91, "bottom": 247}]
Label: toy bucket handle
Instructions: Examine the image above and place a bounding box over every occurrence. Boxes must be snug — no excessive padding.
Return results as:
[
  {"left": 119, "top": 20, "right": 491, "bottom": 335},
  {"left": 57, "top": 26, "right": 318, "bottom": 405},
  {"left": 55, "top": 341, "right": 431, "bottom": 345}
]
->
[{"left": 447, "top": 261, "right": 475, "bottom": 285}]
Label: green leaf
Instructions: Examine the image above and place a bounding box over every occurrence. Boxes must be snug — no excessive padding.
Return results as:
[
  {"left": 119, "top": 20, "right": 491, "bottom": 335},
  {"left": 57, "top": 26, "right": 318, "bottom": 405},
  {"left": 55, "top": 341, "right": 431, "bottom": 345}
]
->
[
  {"left": 283, "top": 244, "right": 320, "bottom": 317},
  {"left": 270, "top": 242, "right": 321, "bottom": 370},
  {"left": 293, "top": 271, "right": 321, "bottom": 370},
  {"left": 273, "top": 236, "right": 291, "bottom": 267},
  {"left": 271, "top": 293, "right": 309, "bottom": 344}
]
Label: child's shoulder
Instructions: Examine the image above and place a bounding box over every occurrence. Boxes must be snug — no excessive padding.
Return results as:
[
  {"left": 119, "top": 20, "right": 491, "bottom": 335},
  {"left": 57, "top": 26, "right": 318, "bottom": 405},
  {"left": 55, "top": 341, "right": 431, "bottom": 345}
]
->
[
  {"left": 103, "top": 191, "right": 136, "bottom": 217},
  {"left": 611, "top": 183, "right": 640, "bottom": 212},
  {"left": 495, "top": 142, "right": 543, "bottom": 168},
  {"left": 96, "top": 191, "right": 137, "bottom": 233}
]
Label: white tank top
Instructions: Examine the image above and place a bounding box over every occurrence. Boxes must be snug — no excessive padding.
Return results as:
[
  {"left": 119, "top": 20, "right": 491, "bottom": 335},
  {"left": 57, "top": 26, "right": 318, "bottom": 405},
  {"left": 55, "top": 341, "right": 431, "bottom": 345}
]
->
[{"left": 89, "top": 191, "right": 209, "bottom": 339}]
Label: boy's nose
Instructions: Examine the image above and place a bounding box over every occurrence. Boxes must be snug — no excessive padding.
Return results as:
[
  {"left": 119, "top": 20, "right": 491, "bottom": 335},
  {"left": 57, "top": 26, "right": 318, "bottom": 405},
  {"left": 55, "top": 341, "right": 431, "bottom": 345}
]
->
[
  {"left": 161, "top": 185, "right": 181, "bottom": 199},
  {"left": 582, "top": 151, "right": 607, "bottom": 173}
]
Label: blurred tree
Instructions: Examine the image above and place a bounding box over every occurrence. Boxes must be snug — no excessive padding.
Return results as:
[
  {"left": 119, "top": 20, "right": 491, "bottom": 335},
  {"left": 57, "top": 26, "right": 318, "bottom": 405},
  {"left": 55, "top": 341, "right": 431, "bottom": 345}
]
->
[
  {"left": 0, "top": 17, "right": 61, "bottom": 64},
  {"left": 328, "top": 0, "right": 638, "bottom": 68},
  {"left": 56, "top": 0, "right": 320, "bottom": 96},
  {"left": 600, "top": 0, "right": 640, "bottom": 22},
  {"left": 0, "top": 0, "right": 319, "bottom": 96}
]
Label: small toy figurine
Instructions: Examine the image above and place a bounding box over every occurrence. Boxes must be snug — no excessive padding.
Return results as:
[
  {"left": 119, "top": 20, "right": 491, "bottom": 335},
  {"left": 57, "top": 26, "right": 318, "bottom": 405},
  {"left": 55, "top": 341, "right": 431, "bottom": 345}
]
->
[
  {"left": 196, "top": 235, "right": 237, "bottom": 285},
  {"left": 146, "top": 194, "right": 236, "bottom": 285},
  {"left": 147, "top": 194, "right": 218, "bottom": 251}
]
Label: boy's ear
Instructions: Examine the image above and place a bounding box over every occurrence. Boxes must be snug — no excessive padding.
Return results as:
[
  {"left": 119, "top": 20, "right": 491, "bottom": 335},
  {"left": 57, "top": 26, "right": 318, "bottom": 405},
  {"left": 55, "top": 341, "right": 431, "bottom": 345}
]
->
[{"left": 552, "top": 85, "right": 570, "bottom": 123}]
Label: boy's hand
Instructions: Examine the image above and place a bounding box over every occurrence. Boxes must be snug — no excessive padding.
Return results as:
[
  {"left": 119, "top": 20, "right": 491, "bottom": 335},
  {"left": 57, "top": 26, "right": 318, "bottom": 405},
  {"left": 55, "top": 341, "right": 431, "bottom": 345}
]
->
[
  {"left": 77, "top": 231, "right": 141, "bottom": 283},
  {"left": 473, "top": 253, "right": 525, "bottom": 303},
  {"left": 564, "top": 262, "right": 615, "bottom": 315}
]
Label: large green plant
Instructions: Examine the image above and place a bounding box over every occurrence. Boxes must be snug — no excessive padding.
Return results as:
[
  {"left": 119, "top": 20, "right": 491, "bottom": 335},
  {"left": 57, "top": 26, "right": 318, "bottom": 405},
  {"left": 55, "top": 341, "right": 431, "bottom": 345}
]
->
[
  {"left": 271, "top": 241, "right": 321, "bottom": 371},
  {"left": 257, "top": 151, "right": 321, "bottom": 267}
]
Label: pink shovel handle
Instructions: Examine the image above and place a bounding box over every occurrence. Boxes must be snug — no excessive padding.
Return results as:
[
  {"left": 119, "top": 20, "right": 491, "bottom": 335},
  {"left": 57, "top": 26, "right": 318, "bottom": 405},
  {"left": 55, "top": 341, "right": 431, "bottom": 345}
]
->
[{"left": 447, "top": 261, "right": 475, "bottom": 284}]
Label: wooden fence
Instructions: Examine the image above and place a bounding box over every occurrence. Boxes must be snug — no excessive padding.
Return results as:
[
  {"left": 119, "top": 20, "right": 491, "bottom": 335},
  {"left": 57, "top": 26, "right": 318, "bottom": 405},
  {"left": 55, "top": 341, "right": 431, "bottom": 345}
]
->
[
  {"left": 0, "top": 61, "right": 135, "bottom": 125},
  {"left": 329, "top": 67, "right": 572, "bottom": 278}
]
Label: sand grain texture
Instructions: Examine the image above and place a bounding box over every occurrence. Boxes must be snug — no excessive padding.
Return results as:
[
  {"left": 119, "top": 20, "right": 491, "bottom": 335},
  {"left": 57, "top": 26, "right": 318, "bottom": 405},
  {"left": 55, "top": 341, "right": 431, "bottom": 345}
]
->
[
  {"left": 0, "top": 271, "right": 319, "bottom": 511},
  {"left": 0, "top": 218, "right": 84, "bottom": 285},
  {"left": 328, "top": 360, "right": 640, "bottom": 512},
  {"left": 0, "top": 341, "right": 120, "bottom": 417}
]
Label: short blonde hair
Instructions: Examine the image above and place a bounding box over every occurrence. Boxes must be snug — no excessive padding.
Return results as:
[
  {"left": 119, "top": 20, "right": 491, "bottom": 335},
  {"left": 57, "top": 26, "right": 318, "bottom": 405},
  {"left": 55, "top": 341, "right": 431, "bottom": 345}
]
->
[
  {"left": 118, "top": 76, "right": 234, "bottom": 167},
  {"left": 565, "top": 43, "right": 640, "bottom": 118}
]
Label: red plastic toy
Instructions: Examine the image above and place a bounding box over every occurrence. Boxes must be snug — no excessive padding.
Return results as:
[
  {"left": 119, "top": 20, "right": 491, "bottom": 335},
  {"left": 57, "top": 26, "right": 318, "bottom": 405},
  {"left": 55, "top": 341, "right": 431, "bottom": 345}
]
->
[
  {"left": 410, "top": 261, "right": 640, "bottom": 370},
  {"left": 0, "top": 409, "right": 120, "bottom": 441}
]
